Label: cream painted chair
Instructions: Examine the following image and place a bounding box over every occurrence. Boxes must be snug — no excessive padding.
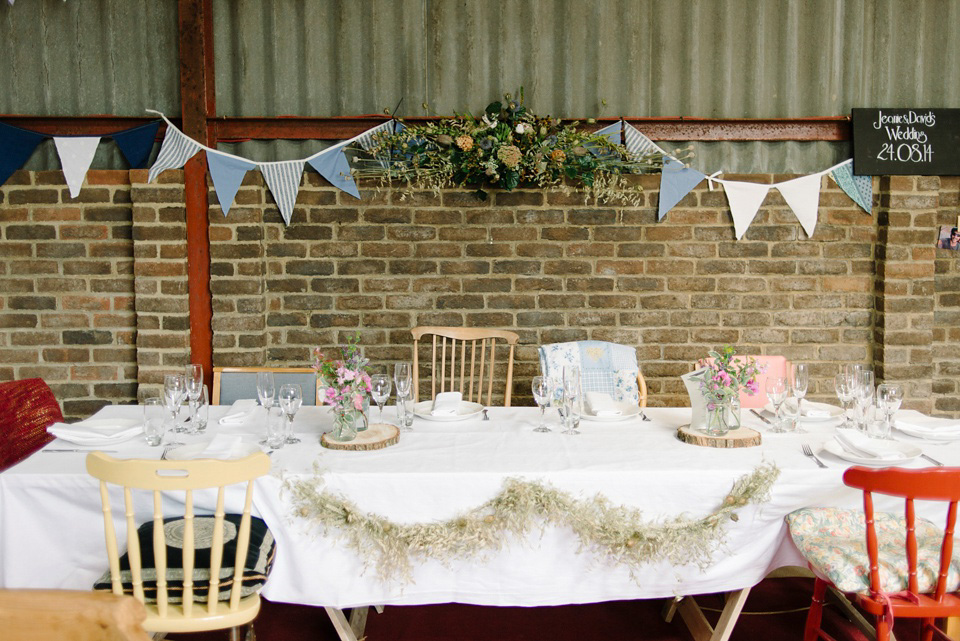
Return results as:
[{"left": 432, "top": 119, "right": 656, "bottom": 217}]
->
[
  {"left": 411, "top": 326, "right": 519, "bottom": 407},
  {"left": 86, "top": 452, "right": 273, "bottom": 639},
  {"left": 212, "top": 366, "right": 320, "bottom": 405}
]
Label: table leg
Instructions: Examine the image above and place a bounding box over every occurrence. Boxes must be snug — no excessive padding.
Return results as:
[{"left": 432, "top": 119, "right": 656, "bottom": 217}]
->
[
  {"left": 324, "top": 607, "right": 359, "bottom": 641},
  {"left": 668, "top": 589, "right": 751, "bottom": 641}
]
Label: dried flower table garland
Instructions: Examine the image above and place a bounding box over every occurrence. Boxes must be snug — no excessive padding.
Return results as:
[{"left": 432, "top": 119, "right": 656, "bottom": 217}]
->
[{"left": 287, "top": 463, "right": 780, "bottom": 584}]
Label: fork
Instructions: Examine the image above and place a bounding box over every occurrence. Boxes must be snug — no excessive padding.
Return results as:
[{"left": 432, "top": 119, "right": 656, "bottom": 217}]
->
[
  {"left": 802, "top": 444, "right": 827, "bottom": 468},
  {"left": 640, "top": 409, "right": 651, "bottom": 422}
]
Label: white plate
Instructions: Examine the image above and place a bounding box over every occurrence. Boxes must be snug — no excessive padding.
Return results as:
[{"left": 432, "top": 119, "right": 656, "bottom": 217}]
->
[
  {"left": 165, "top": 441, "right": 261, "bottom": 461},
  {"left": 413, "top": 401, "right": 484, "bottom": 422},
  {"left": 580, "top": 403, "right": 642, "bottom": 423},
  {"left": 822, "top": 438, "right": 921, "bottom": 466},
  {"left": 765, "top": 402, "right": 843, "bottom": 422},
  {"left": 894, "top": 424, "right": 960, "bottom": 442}
]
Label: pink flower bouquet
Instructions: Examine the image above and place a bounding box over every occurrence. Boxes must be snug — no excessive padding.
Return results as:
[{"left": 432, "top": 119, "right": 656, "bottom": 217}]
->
[
  {"left": 312, "top": 333, "right": 372, "bottom": 416},
  {"left": 698, "top": 346, "right": 764, "bottom": 406}
]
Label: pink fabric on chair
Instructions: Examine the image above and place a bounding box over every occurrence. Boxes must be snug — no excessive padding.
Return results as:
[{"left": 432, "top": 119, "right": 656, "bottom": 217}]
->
[{"left": 702, "top": 355, "right": 791, "bottom": 409}]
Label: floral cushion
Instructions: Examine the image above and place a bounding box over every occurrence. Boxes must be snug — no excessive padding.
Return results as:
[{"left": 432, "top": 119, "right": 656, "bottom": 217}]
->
[
  {"left": 786, "top": 507, "right": 960, "bottom": 594},
  {"left": 538, "top": 341, "right": 640, "bottom": 404}
]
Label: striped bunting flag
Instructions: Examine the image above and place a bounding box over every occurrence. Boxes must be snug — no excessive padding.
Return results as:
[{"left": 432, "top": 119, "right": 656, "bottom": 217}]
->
[
  {"left": 623, "top": 123, "right": 666, "bottom": 158},
  {"left": 148, "top": 125, "right": 202, "bottom": 183},
  {"left": 353, "top": 120, "right": 395, "bottom": 152},
  {"left": 260, "top": 160, "right": 305, "bottom": 225}
]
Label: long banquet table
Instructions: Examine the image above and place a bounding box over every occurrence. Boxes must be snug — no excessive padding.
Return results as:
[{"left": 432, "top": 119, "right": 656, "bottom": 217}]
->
[{"left": 1, "top": 403, "right": 955, "bottom": 639}]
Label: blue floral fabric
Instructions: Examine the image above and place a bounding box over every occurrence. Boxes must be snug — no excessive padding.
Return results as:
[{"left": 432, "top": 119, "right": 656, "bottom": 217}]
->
[{"left": 538, "top": 341, "right": 640, "bottom": 404}]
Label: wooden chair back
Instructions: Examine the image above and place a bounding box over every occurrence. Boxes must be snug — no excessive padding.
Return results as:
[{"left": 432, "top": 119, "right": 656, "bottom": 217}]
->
[
  {"left": 212, "top": 366, "right": 319, "bottom": 405},
  {"left": 411, "top": 326, "right": 519, "bottom": 407},
  {"left": 0, "top": 589, "right": 149, "bottom": 641},
  {"left": 845, "top": 466, "right": 960, "bottom": 604},
  {"left": 86, "top": 452, "right": 271, "bottom": 634}
]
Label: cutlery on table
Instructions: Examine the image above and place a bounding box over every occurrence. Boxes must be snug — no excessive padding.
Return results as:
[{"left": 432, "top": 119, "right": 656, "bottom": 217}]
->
[
  {"left": 482, "top": 409, "right": 489, "bottom": 421},
  {"left": 801, "top": 444, "right": 828, "bottom": 468},
  {"left": 640, "top": 410, "right": 651, "bottom": 421},
  {"left": 750, "top": 409, "right": 772, "bottom": 425},
  {"left": 921, "top": 453, "right": 944, "bottom": 466},
  {"left": 45, "top": 449, "right": 119, "bottom": 453}
]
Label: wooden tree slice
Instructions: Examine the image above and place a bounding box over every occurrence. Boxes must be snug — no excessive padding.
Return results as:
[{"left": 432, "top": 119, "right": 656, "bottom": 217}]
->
[
  {"left": 676, "top": 424, "right": 761, "bottom": 448},
  {"left": 321, "top": 422, "right": 400, "bottom": 451}
]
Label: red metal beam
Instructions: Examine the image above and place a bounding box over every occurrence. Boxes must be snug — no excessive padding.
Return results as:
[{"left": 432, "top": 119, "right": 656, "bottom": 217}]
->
[
  {"left": 178, "top": 0, "right": 215, "bottom": 389},
  {"left": 0, "top": 116, "right": 174, "bottom": 137}
]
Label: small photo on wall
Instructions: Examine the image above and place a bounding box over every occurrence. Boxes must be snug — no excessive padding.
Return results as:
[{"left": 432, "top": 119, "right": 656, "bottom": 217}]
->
[{"left": 938, "top": 225, "right": 960, "bottom": 251}]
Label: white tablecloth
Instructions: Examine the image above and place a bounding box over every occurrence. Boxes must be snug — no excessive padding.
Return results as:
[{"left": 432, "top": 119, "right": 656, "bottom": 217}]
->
[{"left": 1, "top": 404, "right": 955, "bottom": 608}]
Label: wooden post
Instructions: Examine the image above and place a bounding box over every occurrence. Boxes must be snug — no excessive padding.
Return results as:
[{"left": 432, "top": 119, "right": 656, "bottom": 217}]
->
[{"left": 178, "top": 0, "right": 215, "bottom": 389}]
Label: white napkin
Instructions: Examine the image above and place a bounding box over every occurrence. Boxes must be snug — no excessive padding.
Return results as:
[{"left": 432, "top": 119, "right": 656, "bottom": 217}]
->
[
  {"left": 432, "top": 392, "right": 462, "bottom": 416},
  {"left": 834, "top": 428, "right": 902, "bottom": 460},
  {"left": 219, "top": 399, "right": 258, "bottom": 425},
  {"left": 585, "top": 392, "right": 622, "bottom": 417},
  {"left": 803, "top": 401, "right": 837, "bottom": 418},
  {"left": 194, "top": 435, "right": 247, "bottom": 460},
  {"left": 894, "top": 410, "right": 960, "bottom": 436},
  {"left": 47, "top": 420, "right": 142, "bottom": 445}
]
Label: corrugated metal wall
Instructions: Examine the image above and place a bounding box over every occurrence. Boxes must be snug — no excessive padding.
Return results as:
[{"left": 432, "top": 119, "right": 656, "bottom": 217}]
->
[{"left": 3, "top": 0, "right": 959, "bottom": 170}]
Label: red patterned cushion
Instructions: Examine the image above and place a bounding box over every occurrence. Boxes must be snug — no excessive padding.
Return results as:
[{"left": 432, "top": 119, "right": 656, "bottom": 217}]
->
[{"left": 0, "top": 378, "right": 62, "bottom": 471}]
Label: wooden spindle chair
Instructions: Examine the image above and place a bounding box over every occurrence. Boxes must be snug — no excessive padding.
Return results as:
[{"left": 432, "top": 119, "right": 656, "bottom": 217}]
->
[
  {"left": 411, "top": 326, "right": 519, "bottom": 407},
  {"left": 86, "top": 452, "right": 273, "bottom": 639}
]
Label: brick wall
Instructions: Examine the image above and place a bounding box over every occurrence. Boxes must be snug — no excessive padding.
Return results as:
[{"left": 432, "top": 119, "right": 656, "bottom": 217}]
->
[{"left": 2, "top": 168, "right": 959, "bottom": 418}]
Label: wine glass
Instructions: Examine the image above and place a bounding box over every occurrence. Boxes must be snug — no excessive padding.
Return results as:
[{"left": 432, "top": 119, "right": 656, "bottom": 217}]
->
[
  {"left": 393, "top": 362, "right": 413, "bottom": 431},
  {"left": 163, "top": 373, "right": 186, "bottom": 433},
  {"left": 876, "top": 383, "right": 903, "bottom": 439},
  {"left": 790, "top": 363, "right": 809, "bottom": 433},
  {"left": 370, "top": 374, "right": 392, "bottom": 424},
  {"left": 278, "top": 383, "right": 303, "bottom": 444},
  {"left": 257, "top": 371, "right": 275, "bottom": 410},
  {"left": 561, "top": 367, "right": 582, "bottom": 436},
  {"left": 854, "top": 370, "right": 875, "bottom": 432},
  {"left": 184, "top": 364, "right": 203, "bottom": 432},
  {"left": 834, "top": 373, "right": 855, "bottom": 428},
  {"left": 532, "top": 376, "right": 552, "bottom": 433},
  {"left": 764, "top": 376, "right": 788, "bottom": 433}
]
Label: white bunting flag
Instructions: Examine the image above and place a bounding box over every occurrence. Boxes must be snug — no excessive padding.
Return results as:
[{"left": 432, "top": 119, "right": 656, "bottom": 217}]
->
[
  {"left": 260, "top": 160, "right": 305, "bottom": 225},
  {"left": 777, "top": 173, "right": 823, "bottom": 238},
  {"left": 53, "top": 136, "right": 101, "bottom": 198},
  {"left": 623, "top": 122, "right": 666, "bottom": 158},
  {"left": 722, "top": 181, "right": 770, "bottom": 240},
  {"left": 148, "top": 125, "right": 202, "bottom": 183}
]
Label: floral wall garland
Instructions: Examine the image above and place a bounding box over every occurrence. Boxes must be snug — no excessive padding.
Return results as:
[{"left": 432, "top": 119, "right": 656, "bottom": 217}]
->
[{"left": 287, "top": 463, "right": 780, "bottom": 585}]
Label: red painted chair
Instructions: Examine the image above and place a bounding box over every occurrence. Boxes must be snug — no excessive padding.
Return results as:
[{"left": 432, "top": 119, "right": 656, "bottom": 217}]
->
[
  {"left": 788, "top": 466, "right": 960, "bottom": 641},
  {"left": 703, "top": 355, "right": 791, "bottom": 409},
  {"left": 0, "top": 378, "right": 62, "bottom": 471}
]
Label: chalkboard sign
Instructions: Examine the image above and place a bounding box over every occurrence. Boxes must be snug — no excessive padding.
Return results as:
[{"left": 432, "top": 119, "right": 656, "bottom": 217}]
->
[{"left": 852, "top": 108, "right": 960, "bottom": 175}]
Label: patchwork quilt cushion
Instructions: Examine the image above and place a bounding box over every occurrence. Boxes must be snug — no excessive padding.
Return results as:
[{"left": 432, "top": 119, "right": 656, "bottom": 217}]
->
[
  {"left": 94, "top": 514, "right": 275, "bottom": 603},
  {"left": 786, "top": 507, "right": 960, "bottom": 594},
  {"left": 538, "top": 341, "right": 639, "bottom": 404}
]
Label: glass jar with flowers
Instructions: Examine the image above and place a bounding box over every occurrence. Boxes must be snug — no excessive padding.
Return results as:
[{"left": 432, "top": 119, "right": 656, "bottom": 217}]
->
[
  {"left": 697, "top": 347, "right": 764, "bottom": 436},
  {"left": 312, "top": 334, "right": 372, "bottom": 442}
]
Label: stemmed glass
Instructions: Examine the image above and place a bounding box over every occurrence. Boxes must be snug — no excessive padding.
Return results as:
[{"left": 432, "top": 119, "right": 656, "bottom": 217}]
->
[
  {"left": 532, "top": 376, "right": 552, "bottom": 433},
  {"left": 257, "top": 372, "right": 275, "bottom": 411},
  {"left": 765, "top": 376, "right": 788, "bottom": 433},
  {"left": 876, "top": 383, "right": 903, "bottom": 439},
  {"left": 278, "top": 384, "right": 303, "bottom": 444},
  {"left": 370, "top": 374, "right": 392, "bottom": 424},
  {"left": 163, "top": 373, "right": 187, "bottom": 433},
  {"left": 854, "top": 370, "right": 875, "bottom": 432},
  {"left": 393, "top": 363, "right": 413, "bottom": 431},
  {"left": 791, "top": 364, "right": 809, "bottom": 434},
  {"left": 561, "top": 367, "right": 582, "bottom": 436},
  {"left": 834, "top": 373, "right": 855, "bottom": 428},
  {"left": 184, "top": 364, "right": 203, "bottom": 433}
]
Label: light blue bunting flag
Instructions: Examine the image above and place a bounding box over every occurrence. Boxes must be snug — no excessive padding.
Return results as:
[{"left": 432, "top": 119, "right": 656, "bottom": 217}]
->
[
  {"left": 260, "top": 160, "right": 305, "bottom": 225},
  {"left": 148, "top": 124, "right": 202, "bottom": 183},
  {"left": 112, "top": 121, "right": 160, "bottom": 169},
  {"left": 0, "top": 121, "right": 47, "bottom": 187},
  {"left": 592, "top": 122, "right": 622, "bottom": 145},
  {"left": 829, "top": 162, "right": 872, "bottom": 214},
  {"left": 207, "top": 152, "right": 257, "bottom": 216},
  {"left": 658, "top": 157, "right": 707, "bottom": 220},
  {"left": 308, "top": 148, "right": 360, "bottom": 200}
]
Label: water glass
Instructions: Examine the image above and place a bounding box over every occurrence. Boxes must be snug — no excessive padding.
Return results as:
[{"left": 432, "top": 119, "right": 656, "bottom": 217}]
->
[
  {"left": 393, "top": 362, "right": 413, "bottom": 431},
  {"left": 877, "top": 383, "right": 903, "bottom": 439},
  {"left": 278, "top": 383, "right": 303, "bottom": 444},
  {"left": 193, "top": 384, "right": 209, "bottom": 433},
  {"left": 370, "top": 374, "right": 392, "bottom": 424},
  {"left": 765, "top": 376, "right": 788, "bottom": 433},
  {"left": 532, "top": 376, "right": 552, "bottom": 433},
  {"left": 257, "top": 371, "right": 275, "bottom": 410},
  {"left": 143, "top": 397, "right": 166, "bottom": 447},
  {"left": 779, "top": 397, "right": 800, "bottom": 432},
  {"left": 790, "top": 363, "right": 809, "bottom": 433},
  {"left": 265, "top": 406, "right": 286, "bottom": 449},
  {"left": 854, "top": 370, "right": 875, "bottom": 432},
  {"left": 561, "top": 367, "right": 582, "bottom": 436}
]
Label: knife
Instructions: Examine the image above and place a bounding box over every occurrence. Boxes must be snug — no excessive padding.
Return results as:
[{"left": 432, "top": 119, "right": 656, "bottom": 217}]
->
[
  {"left": 44, "top": 449, "right": 119, "bottom": 453},
  {"left": 750, "top": 409, "right": 772, "bottom": 425}
]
